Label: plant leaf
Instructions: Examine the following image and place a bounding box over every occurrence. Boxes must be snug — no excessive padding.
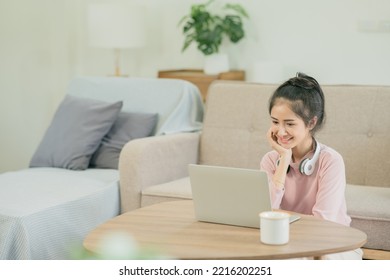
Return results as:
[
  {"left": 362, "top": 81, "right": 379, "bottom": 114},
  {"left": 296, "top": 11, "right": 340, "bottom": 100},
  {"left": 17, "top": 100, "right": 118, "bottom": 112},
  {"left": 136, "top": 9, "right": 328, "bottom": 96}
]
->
[
  {"left": 224, "top": 4, "right": 249, "bottom": 18},
  {"left": 178, "top": 15, "right": 189, "bottom": 27},
  {"left": 179, "top": 0, "right": 248, "bottom": 55},
  {"left": 223, "top": 15, "right": 244, "bottom": 42},
  {"left": 182, "top": 33, "right": 195, "bottom": 52}
]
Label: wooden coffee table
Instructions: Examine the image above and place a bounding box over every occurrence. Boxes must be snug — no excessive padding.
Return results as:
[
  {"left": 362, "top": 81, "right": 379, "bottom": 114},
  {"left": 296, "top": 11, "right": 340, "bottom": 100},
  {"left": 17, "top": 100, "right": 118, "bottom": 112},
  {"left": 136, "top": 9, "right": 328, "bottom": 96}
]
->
[{"left": 83, "top": 200, "right": 367, "bottom": 259}]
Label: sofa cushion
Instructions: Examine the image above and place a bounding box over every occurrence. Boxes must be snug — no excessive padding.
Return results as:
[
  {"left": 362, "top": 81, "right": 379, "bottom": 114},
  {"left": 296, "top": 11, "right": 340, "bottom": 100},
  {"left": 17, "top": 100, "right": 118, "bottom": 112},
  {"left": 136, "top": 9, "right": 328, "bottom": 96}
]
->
[
  {"left": 30, "top": 95, "right": 122, "bottom": 170},
  {"left": 141, "top": 177, "right": 192, "bottom": 207},
  {"left": 200, "top": 82, "right": 276, "bottom": 169},
  {"left": 346, "top": 184, "right": 390, "bottom": 250},
  {"left": 90, "top": 112, "right": 158, "bottom": 169}
]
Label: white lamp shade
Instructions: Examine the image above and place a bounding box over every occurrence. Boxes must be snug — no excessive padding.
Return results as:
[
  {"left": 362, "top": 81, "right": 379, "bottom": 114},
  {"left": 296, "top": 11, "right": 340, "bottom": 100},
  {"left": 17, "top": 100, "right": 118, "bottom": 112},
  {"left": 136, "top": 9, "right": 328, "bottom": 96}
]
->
[{"left": 87, "top": 3, "right": 146, "bottom": 49}]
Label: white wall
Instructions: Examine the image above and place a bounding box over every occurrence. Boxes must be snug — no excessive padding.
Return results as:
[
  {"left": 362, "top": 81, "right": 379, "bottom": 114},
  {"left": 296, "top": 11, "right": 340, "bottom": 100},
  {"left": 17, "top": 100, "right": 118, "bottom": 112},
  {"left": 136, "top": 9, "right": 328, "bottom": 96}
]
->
[
  {"left": 1, "top": 0, "right": 390, "bottom": 173},
  {"left": 0, "top": 0, "right": 75, "bottom": 172}
]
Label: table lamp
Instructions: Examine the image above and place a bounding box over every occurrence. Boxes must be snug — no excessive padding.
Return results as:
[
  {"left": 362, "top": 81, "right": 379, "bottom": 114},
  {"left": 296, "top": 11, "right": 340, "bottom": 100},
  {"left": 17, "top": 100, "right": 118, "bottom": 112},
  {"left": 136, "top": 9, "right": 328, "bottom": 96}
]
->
[{"left": 87, "top": 3, "right": 145, "bottom": 76}]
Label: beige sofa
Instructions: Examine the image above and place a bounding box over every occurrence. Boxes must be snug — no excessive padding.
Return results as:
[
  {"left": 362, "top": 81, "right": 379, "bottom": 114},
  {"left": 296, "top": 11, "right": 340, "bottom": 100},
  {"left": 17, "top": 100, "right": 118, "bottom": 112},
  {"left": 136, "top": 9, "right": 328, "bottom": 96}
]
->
[{"left": 119, "top": 80, "right": 390, "bottom": 259}]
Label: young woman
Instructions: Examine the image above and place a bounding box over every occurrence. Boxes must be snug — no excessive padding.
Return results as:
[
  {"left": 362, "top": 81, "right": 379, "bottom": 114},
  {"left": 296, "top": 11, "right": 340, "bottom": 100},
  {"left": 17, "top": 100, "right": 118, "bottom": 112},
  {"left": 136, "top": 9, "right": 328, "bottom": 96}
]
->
[{"left": 260, "top": 73, "right": 362, "bottom": 260}]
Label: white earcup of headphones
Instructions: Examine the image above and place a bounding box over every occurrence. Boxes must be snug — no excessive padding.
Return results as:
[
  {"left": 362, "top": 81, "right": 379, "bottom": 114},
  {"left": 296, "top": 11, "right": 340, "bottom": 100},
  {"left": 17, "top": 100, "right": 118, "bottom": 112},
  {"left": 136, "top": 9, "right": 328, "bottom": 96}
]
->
[
  {"left": 299, "top": 139, "right": 321, "bottom": 175},
  {"left": 299, "top": 158, "right": 315, "bottom": 175}
]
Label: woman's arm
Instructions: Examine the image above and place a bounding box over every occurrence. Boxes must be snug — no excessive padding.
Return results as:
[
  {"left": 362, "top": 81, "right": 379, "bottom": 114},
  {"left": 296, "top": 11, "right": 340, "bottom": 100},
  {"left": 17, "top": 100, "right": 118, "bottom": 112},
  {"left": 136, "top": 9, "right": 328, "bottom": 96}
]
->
[
  {"left": 266, "top": 128, "right": 292, "bottom": 190},
  {"left": 260, "top": 152, "right": 285, "bottom": 209}
]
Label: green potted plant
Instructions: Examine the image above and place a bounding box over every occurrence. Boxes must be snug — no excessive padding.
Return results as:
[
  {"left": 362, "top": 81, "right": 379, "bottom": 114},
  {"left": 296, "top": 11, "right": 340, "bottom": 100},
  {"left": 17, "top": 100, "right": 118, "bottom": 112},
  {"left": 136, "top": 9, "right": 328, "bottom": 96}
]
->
[{"left": 178, "top": 0, "right": 249, "bottom": 74}]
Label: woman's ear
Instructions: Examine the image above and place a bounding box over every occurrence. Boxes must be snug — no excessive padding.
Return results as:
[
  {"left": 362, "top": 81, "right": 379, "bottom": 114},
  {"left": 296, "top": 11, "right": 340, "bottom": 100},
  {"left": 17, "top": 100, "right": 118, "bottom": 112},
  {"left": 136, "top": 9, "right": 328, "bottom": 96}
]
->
[{"left": 308, "top": 116, "right": 318, "bottom": 130}]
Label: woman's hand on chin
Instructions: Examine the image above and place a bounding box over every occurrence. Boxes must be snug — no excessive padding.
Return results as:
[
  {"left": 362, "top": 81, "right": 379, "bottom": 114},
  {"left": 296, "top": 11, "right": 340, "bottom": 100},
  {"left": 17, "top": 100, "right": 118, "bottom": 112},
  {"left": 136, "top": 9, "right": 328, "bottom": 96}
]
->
[{"left": 267, "top": 127, "right": 292, "bottom": 160}]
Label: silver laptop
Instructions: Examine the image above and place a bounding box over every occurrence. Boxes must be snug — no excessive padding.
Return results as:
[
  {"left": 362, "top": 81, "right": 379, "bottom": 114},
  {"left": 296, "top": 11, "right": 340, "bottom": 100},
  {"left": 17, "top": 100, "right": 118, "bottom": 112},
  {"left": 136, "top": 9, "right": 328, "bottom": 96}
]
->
[{"left": 188, "top": 164, "right": 300, "bottom": 228}]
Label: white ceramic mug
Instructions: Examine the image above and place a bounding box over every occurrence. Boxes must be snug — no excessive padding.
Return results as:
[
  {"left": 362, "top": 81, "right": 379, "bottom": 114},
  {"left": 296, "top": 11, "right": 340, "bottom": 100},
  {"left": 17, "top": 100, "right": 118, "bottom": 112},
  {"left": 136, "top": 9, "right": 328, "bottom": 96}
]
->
[{"left": 259, "top": 211, "right": 290, "bottom": 245}]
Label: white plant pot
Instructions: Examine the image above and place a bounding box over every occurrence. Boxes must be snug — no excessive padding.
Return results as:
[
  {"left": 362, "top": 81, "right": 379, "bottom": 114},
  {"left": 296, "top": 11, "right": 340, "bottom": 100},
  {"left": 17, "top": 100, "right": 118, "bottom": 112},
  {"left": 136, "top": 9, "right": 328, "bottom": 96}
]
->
[{"left": 204, "top": 53, "right": 230, "bottom": 75}]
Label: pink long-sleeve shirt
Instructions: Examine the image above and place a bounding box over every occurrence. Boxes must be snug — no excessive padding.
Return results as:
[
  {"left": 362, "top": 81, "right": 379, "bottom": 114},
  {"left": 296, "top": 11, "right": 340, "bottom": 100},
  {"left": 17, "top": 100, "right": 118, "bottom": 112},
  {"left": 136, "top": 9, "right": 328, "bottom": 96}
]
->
[{"left": 260, "top": 142, "right": 351, "bottom": 226}]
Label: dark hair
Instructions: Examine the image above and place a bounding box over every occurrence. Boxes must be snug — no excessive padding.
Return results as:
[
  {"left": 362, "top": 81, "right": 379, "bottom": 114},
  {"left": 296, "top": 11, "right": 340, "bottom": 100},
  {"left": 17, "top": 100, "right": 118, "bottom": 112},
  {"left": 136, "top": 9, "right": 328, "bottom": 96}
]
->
[{"left": 268, "top": 72, "right": 326, "bottom": 135}]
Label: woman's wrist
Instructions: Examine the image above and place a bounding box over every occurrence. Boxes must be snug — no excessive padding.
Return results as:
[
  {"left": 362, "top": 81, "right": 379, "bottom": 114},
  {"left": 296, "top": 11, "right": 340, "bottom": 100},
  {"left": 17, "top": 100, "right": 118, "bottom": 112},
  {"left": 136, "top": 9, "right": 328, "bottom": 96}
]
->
[
  {"left": 273, "top": 155, "right": 290, "bottom": 190},
  {"left": 279, "top": 151, "right": 292, "bottom": 163},
  {"left": 273, "top": 178, "right": 285, "bottom": 190}
]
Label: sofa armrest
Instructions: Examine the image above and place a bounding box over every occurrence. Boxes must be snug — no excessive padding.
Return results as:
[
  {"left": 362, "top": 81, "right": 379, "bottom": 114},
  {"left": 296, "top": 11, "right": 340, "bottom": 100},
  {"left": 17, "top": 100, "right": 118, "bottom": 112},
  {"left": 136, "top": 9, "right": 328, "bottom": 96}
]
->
[{"left": 118, "top": 132, "right": 200, "bottom": 213}]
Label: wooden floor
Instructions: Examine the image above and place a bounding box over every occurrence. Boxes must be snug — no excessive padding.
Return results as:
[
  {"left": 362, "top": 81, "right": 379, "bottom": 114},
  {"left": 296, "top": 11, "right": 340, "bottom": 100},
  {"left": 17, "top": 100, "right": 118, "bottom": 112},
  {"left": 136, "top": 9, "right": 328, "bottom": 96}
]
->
[{"left": 363, "top": 248, "right": 390, "bottom": 260}]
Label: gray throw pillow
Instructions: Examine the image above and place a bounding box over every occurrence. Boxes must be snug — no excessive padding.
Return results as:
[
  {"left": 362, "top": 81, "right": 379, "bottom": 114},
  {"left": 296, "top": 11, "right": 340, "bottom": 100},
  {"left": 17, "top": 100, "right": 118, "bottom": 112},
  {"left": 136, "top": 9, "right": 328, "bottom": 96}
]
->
[
  {"left": 30, "top": 95, "right": 123, "bottom": 170},
  {"left": 90, "top": 112, "right": 158, "bottom": 169}
]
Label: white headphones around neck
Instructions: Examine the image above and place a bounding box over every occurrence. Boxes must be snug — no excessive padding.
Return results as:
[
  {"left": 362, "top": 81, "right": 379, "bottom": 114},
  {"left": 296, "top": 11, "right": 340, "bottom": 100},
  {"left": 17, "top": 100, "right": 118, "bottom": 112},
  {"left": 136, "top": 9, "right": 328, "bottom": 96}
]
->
[
  {"left": 299, "top": 139, "right": 321, "bottom": 175},
  {"left": 277, "top": 139, "right": 321, "bottom": 176}
]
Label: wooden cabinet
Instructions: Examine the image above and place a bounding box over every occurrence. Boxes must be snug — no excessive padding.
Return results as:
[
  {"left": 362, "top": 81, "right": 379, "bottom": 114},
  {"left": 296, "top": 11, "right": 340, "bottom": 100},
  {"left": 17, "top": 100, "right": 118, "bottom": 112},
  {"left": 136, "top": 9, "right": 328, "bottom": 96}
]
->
[{"left": 158, "top": 69, "right": 245, "bottom": 102}]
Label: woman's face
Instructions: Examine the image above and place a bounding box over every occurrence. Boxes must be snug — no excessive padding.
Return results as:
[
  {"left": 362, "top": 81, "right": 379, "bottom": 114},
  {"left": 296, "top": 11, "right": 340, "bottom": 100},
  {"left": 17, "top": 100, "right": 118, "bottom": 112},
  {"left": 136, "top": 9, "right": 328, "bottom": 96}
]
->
[{"left": 270, "top": 100, "right": 312, "bottom": 149}]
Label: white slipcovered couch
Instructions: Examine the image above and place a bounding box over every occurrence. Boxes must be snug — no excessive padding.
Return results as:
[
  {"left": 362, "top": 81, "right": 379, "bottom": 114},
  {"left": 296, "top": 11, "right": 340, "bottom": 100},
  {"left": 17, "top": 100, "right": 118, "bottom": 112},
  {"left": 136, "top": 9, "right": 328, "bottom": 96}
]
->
[{"left": 0, "top": 76, "right": 204, "bottom": 259}]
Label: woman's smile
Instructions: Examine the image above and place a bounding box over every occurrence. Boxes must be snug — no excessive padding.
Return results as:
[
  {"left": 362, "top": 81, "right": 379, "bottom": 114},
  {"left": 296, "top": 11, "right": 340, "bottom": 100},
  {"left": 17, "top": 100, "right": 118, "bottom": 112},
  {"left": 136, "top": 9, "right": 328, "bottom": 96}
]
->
[{"left": 278, "top": 136, "right": 293, "bottom": 145}]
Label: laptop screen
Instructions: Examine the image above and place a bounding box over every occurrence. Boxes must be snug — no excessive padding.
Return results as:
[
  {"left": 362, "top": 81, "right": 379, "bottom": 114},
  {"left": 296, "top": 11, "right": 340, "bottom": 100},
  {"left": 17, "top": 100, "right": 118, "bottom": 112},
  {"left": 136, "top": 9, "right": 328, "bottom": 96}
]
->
[{"left": 189, "top": 164, "right": 272, "bottom": 228}]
